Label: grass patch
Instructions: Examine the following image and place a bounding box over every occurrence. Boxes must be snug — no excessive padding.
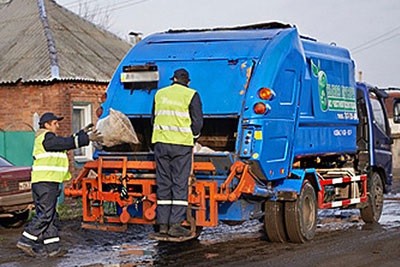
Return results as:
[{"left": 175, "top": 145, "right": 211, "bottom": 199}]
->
[{"left": 57, "top": 199, "right": 83, "bottom": 220}]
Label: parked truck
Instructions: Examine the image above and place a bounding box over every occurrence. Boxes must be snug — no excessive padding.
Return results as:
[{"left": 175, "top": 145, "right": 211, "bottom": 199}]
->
[
  {"left": 65, "top": 22, "right": 394, "bottom": 243},
  {"left": 380, "top": 88, "right": 400, "bottom": 175}
]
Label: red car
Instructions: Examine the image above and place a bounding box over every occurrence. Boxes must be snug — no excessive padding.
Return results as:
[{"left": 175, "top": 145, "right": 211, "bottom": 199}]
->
[{"left": 0, "top": 156, "right": 33, "bottom": 228}]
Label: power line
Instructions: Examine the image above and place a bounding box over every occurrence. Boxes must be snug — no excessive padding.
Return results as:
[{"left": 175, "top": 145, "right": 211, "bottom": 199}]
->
[
  {"left": 0, "top": 0, "right": 151, "bottom": 27},
  {"left": 84, "top": 0, "right": 152, "bottom": 17},
  {"left": 61, "top": 0, "right": 103, "bottom": 9},
  {"left": 351, "top": 25, "right": 400, "bottom": 51},
  {"left": 352, "top": 33, "right": 400, "bottom": 55},
  {"left": 59, "top": 0, "right": 152, "bottom": 16},
  {"left": 351, "top": 25, "right": 400, "bottom": 54}
]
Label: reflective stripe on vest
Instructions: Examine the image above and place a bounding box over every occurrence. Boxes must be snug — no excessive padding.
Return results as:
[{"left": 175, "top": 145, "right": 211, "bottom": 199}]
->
[
  {"left": 31, "top": 131, "right": 71, "bottom": 183},
  {"left": 152, "top": 83, "right": 196, "bottom": 146},
  {"left": 34, "top": 152, "right": 68, "bottom": 159}
]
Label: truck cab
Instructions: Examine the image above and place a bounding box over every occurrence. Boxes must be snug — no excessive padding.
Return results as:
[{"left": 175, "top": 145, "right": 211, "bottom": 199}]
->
[{"left": 356, "top": 82, "right": 392, "bottom": 193}]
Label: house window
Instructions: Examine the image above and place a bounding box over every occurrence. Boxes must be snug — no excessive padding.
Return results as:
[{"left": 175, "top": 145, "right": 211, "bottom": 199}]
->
[{"left": 72, "top": 103, "right": 92, "bottom": 162}]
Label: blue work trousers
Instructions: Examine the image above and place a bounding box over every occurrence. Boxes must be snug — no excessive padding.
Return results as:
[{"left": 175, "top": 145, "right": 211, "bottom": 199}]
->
[
  {"left": 154, "top": 143, "right": 192, "bottom": 225},
  {"left": 24, "top": 182, "right": 60, "bottom": 244}
]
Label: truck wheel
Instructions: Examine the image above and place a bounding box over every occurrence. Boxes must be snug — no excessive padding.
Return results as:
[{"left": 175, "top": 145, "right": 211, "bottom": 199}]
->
[
  {"left": 360, "top": 172, "right": 384, "bottom": 223},
  {"left": 0, "top": 209, "right": 30, "bottom": 228},
  {"left": 284, "top": 181, "right": 317, "bottom": 243},
  {"left": 264, "top": 201, "right": 287, "bottom": 242}
]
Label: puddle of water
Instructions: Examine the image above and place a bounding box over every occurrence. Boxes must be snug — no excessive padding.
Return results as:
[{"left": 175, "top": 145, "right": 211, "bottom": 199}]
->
[
  {"left": 58, "top": 197, "right": 400, "bottom": 267},
  {"left": 59, "top": 240, "right": 156, "bottom": 267},
  {"left": 198, "top": 219, "right": 263, "bottom": 245},
  {"left": 379, "top": 200, "right": 400, "bottom": 227}
]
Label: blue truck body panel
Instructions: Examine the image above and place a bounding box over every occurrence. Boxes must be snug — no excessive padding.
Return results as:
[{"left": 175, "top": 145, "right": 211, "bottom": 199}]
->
[
  {"left": 102, "top": 25, "right": 358, "bottom": 185},
  {"left": 102, "top": 29, "right": 279, "bottom": 117}
]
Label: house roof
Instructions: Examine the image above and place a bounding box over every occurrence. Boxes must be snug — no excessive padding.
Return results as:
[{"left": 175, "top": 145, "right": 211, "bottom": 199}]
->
[{"left": 0, "top": 0, "right": 131, "bottom": 84}]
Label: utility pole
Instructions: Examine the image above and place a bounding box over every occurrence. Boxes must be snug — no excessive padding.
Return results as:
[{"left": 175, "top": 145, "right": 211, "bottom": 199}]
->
[{"left": 358, "top": 70, "right": 363, "bottom": 82}]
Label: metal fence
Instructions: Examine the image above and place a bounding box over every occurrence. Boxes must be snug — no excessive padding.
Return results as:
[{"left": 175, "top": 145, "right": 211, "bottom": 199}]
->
[{"left": 0, "top": 131, "right": 34, "bottom": 166}]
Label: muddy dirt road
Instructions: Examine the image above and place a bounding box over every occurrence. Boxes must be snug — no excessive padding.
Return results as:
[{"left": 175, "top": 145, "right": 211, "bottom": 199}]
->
[{"left": 1, "top": 182, "right": 400, "bottom": 267}]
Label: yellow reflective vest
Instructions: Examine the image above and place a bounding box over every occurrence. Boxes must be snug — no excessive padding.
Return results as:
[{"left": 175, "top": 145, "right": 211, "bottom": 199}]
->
[
  {"left": 31, "top": 130, "right": 71, "bottom": 183},
  {"left": 152, "top": 83, "right": 196, "bottom": 146}
]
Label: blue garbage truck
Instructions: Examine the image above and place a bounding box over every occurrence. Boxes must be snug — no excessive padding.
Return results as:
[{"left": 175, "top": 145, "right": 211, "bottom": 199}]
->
[{"left": 65, "top": 22, "right": 393, "bottom": 243}]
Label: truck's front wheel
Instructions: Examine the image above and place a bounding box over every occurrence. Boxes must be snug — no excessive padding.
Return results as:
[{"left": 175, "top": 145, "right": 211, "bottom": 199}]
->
[
  {"left": 360, "top": 172, "right": 384, "bottom": 223},
  {"left": 284, "top": 180, "right": 317, "bottom": 243}
]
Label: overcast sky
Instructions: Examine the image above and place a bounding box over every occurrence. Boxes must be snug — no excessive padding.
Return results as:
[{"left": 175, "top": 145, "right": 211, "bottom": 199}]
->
[{"left": 57, "top": 0, "right": 400, "bottom": 88}]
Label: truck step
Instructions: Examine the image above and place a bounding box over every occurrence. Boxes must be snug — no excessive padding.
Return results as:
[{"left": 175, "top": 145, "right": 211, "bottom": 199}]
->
[{"left": 318, "top": 174, "right": 368, "bottom": 209}]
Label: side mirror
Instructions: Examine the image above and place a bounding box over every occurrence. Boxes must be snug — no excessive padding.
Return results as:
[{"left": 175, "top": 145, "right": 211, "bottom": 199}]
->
[{"left": 394, "top": 100, "right": 400, "bottom": 123}]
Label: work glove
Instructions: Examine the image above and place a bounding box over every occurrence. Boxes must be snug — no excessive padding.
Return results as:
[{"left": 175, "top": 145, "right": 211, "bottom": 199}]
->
[
  {"left": 88, "top": 129, "right": 104, "bottom": 143},
  {"left": 82, "top": 123, "right": 95, "bottom": 133}
]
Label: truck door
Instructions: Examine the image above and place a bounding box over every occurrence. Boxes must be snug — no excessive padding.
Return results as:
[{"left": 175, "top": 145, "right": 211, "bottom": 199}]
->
[
  {"left": 244, "top": 67, "right": 302, "bottom": 181},
  {"left": 263, "top": 69, "right": 301, "bottom": 180},
  {"left": 369, "top": 89, "right": 392, "bottom": 182}
]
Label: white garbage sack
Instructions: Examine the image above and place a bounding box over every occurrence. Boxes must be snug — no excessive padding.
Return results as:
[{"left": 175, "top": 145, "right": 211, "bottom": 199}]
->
[
  {"left": 193, "top": 142, "right": 215, "bottom": 153},
  {"left": 95, "top": 108, "right": 140, "bottom": 147}
]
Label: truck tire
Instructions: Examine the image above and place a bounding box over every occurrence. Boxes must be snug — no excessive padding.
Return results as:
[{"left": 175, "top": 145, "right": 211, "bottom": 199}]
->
[
  {"left": 360, "top": 172, "right": 384, "bottom": 223},
  {"left": 264, "top": 201, "right": 287, "bottom": 242},
  {"left": 284, "top": 180, "right": 317, "bottom": 243}
]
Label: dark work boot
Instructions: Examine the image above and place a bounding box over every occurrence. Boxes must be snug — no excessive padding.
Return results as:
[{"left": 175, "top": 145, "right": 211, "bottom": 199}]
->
[
  {"left": 168, "top": 224, "right": 191, "bottom": 237},
  {"left": 16, "top": 236, "right": 45, "bottom": 257},
  {"left": 159, "top": 224, "right": 169, "bottom": 235},
  {"left": 45, "top": 242, "right": 66, "bottom": 257},
  {"left": 150, "top": 224, "right": 169, "bottom": 239}
]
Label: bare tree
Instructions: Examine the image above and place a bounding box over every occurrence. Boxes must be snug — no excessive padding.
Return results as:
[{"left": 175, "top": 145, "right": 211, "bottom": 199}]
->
[{"left": 77, "top": 0, "right": 112, "bottom": 31}]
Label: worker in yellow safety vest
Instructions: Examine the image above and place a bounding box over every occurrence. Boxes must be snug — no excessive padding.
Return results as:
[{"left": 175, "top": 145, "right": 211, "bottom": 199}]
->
[
  {"left": 17, "top": 112, "right": 103, "bottom": 257},
  {"left": 151, "top": 68, "right": 203, "bottom": 238}
]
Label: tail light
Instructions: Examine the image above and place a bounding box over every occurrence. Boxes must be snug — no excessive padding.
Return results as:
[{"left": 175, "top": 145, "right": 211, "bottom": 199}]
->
[
  {"left": 258, "top": 88, "right": 275, "bottom": 100},
  {"left": 0, "top": 180, "right": 9, "bottom": 194},
  {"left": 253, "top": 102, "right": 271, "bottom": 114}
]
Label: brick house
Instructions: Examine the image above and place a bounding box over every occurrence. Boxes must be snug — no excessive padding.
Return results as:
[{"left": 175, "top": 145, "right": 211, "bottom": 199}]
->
[{"left": 0, "top": 0, "right": 131, "bottom": 175}]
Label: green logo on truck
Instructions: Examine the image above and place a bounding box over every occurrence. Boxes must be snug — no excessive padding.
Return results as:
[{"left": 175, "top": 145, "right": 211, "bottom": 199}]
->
[{"left": 311, "top": 60, "right": 356, "bottom": 114}]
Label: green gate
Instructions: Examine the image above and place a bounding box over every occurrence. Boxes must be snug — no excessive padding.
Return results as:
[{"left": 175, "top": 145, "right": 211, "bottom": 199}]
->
[{"left": 0, "top": 131, "right": 35, "bottom": 166}]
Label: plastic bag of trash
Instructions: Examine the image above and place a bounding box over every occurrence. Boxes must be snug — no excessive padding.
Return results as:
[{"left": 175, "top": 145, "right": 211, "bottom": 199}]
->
[
  {"left": 193, "top": 142, "right": 215, "bottom": 153},
  {"left": 95, "top": 108, "right": 140, "bottom": 147}
]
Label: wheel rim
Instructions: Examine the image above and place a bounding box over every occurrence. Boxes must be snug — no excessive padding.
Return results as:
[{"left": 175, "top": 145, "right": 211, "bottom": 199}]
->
[
  {"left": 360, "top": 172, "right": 384, "bottom": 223},
  {"left": 373, "top": 175, "right": 384, "bottom": 221}
]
